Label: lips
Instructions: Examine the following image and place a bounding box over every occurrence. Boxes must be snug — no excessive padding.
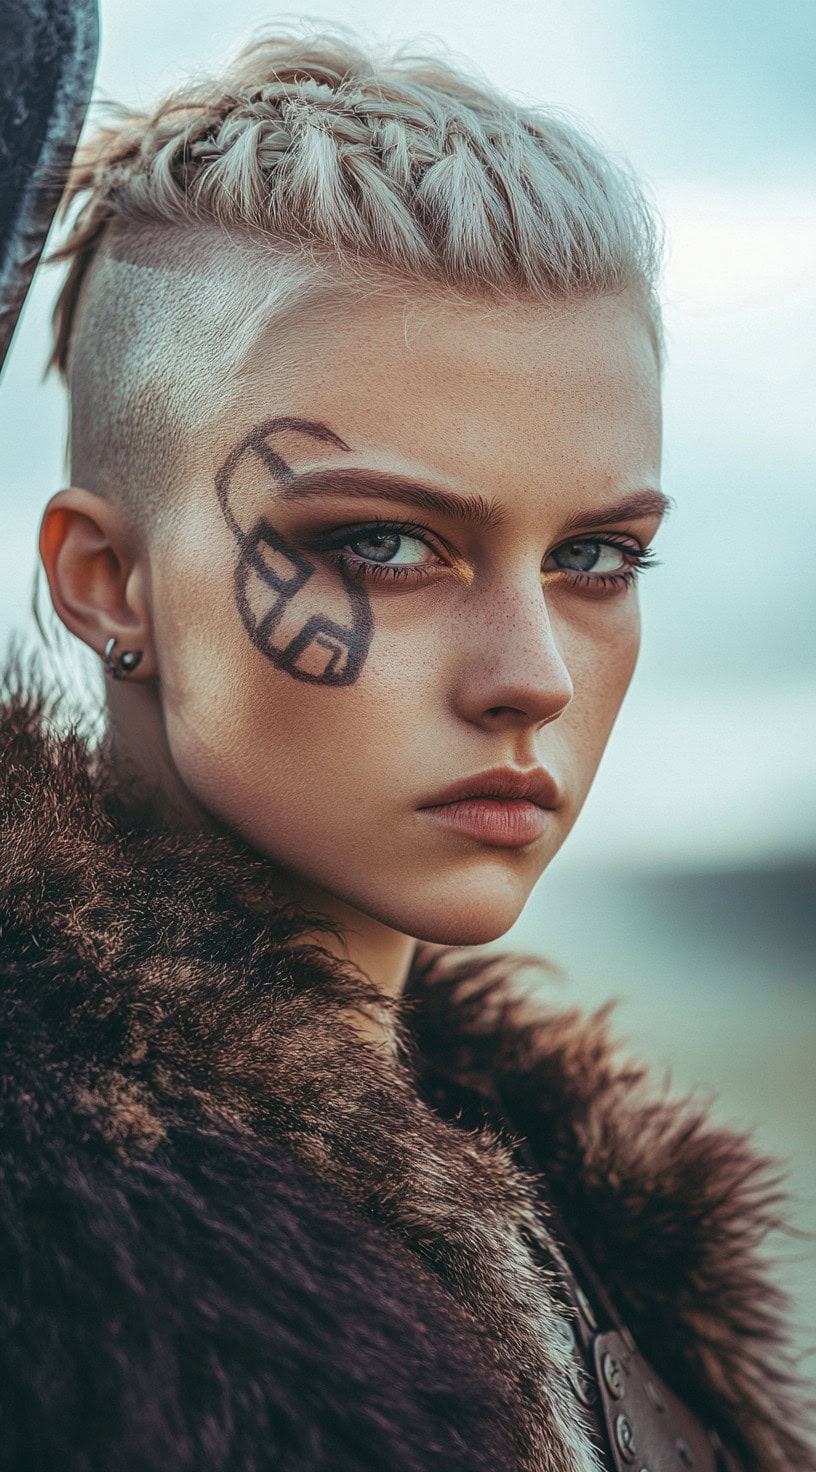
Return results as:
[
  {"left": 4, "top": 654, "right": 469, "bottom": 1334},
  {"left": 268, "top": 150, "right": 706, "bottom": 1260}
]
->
[{"left": 418, "top": 765, "right": 560, "bottom": 812}]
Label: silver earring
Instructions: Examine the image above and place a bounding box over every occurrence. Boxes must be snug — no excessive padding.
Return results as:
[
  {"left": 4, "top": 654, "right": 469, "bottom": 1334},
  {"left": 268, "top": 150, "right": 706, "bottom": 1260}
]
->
[{"left": 103, "top": 636, "right": 144, "bottom": 680}]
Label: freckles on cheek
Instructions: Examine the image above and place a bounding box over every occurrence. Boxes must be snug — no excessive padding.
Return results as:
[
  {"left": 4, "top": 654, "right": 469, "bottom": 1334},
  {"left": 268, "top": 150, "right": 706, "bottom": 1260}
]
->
[
  {"left": 612, "top": 602, "right": 642, "bottom": 685},
  {"left": 550, "top": 632, "right": 640, "bottom": 818},
  {"left": 560, "top": 604, "right": 641, "bottom": 729},
  {"left": 597, "top": 635, "right": 640, "bottom": 714},
  {"left": 597, "top": 613, "right": 640, "bottom": 691}
]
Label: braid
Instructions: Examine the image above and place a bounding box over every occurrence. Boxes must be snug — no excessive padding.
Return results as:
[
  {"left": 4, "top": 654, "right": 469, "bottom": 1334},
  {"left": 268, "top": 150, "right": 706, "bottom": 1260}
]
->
[{"left": 50, "top": 28, "right": 663, "bottom": 378}]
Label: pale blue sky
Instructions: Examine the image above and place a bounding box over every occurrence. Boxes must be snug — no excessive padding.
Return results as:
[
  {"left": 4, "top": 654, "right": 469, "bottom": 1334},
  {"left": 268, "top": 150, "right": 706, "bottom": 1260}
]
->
[{"left": 2, "top": 0, "right": 814, "bottom": 867}]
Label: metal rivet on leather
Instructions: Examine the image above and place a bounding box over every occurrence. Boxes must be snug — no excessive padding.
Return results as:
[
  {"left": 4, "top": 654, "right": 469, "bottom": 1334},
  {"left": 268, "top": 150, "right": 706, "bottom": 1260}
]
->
[
  {"left": 645, "top": 1378, "right": 666, "bottom": 1413},
  {"left": 575, "top": 1285, "right": 598, "bottom": 1331},
  {"left": 614, "top": 1413, "right": 637, "bottom": 1463},
  {"left": 570, "top": 1363, "right": 598, "bottom": 1408},
  {"left": 602, "top": 1352, "right": 625, "bottom": 1399},
  {"left": 594, "top": 1331, "right": 720, "bottom": 1472}
]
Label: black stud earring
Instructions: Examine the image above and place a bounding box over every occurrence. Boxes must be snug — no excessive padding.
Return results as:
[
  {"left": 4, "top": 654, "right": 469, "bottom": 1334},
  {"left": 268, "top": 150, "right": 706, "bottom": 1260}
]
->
[{"left": 103, "top": 636, "right": 144, "bottom": 680}]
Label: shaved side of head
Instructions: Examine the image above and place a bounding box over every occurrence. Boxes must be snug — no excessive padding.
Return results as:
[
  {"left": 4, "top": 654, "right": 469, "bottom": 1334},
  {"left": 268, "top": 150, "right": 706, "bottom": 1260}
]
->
[{"left": 51, "top": 27, "right": 664, "bottom": 530}]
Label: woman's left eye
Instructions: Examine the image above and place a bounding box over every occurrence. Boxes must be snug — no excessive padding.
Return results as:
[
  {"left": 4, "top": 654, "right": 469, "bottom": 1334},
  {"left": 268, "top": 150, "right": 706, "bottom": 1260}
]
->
[
  {"left": 544, "top": 539, "right": 629, "bottom": 575},
  {"left": 541, "top": 536, "right": 657, "bottom": 595}
]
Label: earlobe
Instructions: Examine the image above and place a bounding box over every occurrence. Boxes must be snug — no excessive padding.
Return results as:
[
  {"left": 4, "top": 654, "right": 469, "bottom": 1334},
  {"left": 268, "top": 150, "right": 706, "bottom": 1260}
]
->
[{"left": 38, "top": 487, "right": 155, "bottom": 678}]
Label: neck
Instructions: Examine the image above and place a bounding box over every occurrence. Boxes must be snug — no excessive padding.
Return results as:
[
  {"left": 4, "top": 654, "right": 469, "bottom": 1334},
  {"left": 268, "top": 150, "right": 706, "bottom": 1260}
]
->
[
  {"left": 274, "top": 871, "right": 418, "bottom": 1057},
  {"left": 105, "top": 682, "right": 416, "bottom": 1057}
]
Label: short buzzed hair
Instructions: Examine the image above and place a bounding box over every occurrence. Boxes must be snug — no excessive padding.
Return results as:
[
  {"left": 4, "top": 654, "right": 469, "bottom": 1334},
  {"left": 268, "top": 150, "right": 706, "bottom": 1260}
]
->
[{"left": 50, "top": 25, "right": 664, "bottom": 526}]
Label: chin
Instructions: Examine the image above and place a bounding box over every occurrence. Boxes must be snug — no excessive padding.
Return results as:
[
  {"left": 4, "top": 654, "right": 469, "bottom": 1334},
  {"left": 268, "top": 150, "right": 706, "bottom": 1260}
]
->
[
  {"left": 411, "top": 911, "right": 522, "bottom": 947},
  {"left": 369, "top": 875, "right": 536, "bottom": 949}
]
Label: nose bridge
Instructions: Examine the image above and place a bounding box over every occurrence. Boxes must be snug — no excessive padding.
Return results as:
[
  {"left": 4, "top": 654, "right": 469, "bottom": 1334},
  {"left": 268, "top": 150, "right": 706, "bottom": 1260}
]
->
[{"left": 453, "top": 567, "right": 574, "bottom": 725}]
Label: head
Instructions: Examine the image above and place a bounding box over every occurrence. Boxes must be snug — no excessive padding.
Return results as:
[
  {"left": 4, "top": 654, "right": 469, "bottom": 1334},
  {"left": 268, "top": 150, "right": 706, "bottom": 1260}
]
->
[{"left": 40, "top": 27, "right": 666, "bottom": 949}]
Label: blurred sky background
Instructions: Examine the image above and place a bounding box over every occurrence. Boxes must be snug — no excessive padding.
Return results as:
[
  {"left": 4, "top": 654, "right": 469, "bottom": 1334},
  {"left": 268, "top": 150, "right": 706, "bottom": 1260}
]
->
[{"left": 1, "top": 0, "right": 815, "bottom": 1356}]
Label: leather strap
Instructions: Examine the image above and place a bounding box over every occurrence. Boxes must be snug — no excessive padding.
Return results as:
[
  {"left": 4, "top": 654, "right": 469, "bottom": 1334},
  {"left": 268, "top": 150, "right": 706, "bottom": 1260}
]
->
[
  {"left": 487, "top": 1080, "right": 745, "bottom": 1472},
  {"left": 423, "top": 1066, "right": 744, "bottom": 1472}
]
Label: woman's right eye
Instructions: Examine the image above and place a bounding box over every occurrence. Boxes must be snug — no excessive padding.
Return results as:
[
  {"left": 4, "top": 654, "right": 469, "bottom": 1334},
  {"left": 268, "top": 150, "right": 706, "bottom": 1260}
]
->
[
  {"left": 312, "top": 519, "right": 450, "bottom": 585},
  {"left": 344, "top": 529, "right": 437, "bottom": 567}
]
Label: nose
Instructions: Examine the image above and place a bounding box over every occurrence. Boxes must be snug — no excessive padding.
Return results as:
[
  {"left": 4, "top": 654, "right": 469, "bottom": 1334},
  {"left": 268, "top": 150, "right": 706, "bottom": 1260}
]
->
[{"left": 451, "top": 581, "right": 574, "bottom": 732}]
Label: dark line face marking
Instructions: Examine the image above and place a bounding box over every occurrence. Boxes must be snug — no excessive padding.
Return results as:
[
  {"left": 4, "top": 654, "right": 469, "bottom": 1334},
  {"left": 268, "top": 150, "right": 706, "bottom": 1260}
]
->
[
  {"left": 215, "top": 415, "right": 669, "bottom": 684},
  {"left": 215, "top": 417, "right": 374, "bottom": 687}
]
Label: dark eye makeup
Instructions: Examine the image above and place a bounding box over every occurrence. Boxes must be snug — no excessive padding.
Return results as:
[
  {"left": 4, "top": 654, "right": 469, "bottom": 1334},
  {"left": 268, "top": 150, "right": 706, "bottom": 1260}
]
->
[{"left": 306, "top": 516, "right": 659, "bottom": 596}]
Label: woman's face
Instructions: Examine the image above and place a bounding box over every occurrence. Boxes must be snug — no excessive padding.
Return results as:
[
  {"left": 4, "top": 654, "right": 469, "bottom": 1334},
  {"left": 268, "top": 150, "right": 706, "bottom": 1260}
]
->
[{"left": 148, "top": 288, "right": 664, "bottom": 944}]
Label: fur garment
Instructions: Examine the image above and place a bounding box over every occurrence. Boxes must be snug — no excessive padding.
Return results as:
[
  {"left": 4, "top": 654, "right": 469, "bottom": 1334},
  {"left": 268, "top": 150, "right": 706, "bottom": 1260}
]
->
[{"left": 0, "top": 672, "right": 813, "bottom": 1472}]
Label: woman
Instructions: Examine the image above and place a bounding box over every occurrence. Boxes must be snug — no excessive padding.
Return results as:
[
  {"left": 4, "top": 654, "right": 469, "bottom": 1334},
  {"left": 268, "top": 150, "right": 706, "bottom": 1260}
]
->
[{"left": 0, "top": 27, "right": 812, "bottom": 1472}]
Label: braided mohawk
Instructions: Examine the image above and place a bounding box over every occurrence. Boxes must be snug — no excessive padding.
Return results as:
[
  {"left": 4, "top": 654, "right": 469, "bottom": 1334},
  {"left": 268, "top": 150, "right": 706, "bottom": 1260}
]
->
[{"left": 49, "top": 26, "right": 663, "bottom": 519}]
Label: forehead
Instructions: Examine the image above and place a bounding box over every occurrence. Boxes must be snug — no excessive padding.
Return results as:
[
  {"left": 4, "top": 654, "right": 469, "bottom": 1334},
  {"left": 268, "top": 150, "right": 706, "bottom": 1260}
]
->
[{"left": 203, "top": 288, "right": 662, "bottom": 507}]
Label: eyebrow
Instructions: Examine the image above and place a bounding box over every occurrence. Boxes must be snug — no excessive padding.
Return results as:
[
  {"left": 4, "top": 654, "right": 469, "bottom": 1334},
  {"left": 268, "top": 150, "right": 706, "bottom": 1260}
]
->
[
  {"left": 560, "top": 488, "right": 672, "bottom": 532},
  {"left": 278, "top": 466, "right": 507, "bottom": 529},
  {"left": 276, "top": 464, "right": 671, "bottom": 532}
]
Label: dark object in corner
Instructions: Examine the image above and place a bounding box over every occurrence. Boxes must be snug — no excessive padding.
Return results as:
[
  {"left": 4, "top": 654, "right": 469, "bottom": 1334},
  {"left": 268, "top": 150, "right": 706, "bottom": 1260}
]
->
[{"left": 0, "top": 0, "right": 98, "bottom": 378}]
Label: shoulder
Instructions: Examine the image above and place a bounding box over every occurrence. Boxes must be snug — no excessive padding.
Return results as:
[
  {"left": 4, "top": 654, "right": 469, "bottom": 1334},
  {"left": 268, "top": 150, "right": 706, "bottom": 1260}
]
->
[
  {"left": 0, "top": 677, "right": 524, "bottom": 1471},
  {"left": 406, "top": 941, "right": 816, "bottom": 1471},
  {"left": 0, "top": 983, "right": 521, "bottom": 1472}
]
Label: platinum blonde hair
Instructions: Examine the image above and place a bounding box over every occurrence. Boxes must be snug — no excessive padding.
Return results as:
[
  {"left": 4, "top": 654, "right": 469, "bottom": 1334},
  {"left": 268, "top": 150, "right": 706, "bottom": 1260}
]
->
[{"left": 50, "top": 25, "right": 664, "bottom": 524}]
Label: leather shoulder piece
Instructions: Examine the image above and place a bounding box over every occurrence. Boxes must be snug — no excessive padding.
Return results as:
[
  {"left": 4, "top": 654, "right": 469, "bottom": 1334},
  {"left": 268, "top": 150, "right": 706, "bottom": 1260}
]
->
[{"left": 445, "top": 1073, "right": 748, "bottom": 1472}]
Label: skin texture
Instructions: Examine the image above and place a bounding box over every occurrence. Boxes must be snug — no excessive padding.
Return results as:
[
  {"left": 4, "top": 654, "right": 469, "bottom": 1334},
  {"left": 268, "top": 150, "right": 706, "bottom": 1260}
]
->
[{"left": 40, "top": 287, "right": 664, "bottom": 1051}]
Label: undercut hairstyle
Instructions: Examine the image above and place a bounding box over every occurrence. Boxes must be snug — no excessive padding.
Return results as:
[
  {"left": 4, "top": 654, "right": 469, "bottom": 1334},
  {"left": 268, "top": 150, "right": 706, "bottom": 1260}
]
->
[{"left": 49, "top": 25, "right": 665, "bottom": 527}]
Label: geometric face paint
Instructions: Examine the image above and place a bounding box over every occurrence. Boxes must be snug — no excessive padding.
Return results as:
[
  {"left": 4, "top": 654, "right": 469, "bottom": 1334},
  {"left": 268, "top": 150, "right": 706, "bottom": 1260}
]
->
[{"left": 215, "top": 416, "right": 374, "bottom": 686}]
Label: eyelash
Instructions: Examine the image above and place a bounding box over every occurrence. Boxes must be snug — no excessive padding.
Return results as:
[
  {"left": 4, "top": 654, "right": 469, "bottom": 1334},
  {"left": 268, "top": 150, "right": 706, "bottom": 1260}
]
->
[{"left": 314, "top": 518, "right": 658, "bottom": 595}]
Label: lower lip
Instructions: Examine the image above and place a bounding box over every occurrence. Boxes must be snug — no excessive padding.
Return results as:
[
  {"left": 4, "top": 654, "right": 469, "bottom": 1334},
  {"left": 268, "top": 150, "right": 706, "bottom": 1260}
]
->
[{"left": 418, "top": 798, "right": 552, "bottom": 847}]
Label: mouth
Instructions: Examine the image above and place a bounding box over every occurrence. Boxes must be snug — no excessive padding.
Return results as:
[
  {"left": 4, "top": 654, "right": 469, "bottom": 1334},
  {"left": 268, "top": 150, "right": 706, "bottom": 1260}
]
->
[
  {"left": 418, "top": 797, "right": 553, "bottom": 847},
  {"left": 417, "top": 766, "right": 560, "bottom": 848}
]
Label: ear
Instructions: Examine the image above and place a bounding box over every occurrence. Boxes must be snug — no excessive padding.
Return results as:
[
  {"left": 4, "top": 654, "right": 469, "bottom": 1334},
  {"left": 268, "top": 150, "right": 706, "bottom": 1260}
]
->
[{"left": 38, "top": 487, "right": 156, "bottom": 679}]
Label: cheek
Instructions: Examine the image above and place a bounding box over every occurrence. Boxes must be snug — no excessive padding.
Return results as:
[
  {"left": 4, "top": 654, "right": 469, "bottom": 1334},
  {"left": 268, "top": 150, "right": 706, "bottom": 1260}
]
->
[
  {"left": 592, "top": 604, "right": 642, "bottom": 711},
  {"left": 553, "top": 600, "right": 642, "bottom": 782},
  {"left": 149, "top": 532, "right": 439, "bottom": 837}
]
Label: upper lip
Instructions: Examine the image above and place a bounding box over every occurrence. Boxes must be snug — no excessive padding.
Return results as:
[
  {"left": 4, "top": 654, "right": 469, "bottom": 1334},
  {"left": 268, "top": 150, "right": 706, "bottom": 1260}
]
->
[{"left": 419, "top": 766, "right": 560, "bottom": 811}]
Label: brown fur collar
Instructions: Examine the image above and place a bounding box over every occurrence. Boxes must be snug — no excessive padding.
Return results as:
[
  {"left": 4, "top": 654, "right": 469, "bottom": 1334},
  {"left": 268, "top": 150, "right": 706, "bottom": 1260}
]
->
[{"left": 0, "top": 672, "right": 813, "bottom": 1471}]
